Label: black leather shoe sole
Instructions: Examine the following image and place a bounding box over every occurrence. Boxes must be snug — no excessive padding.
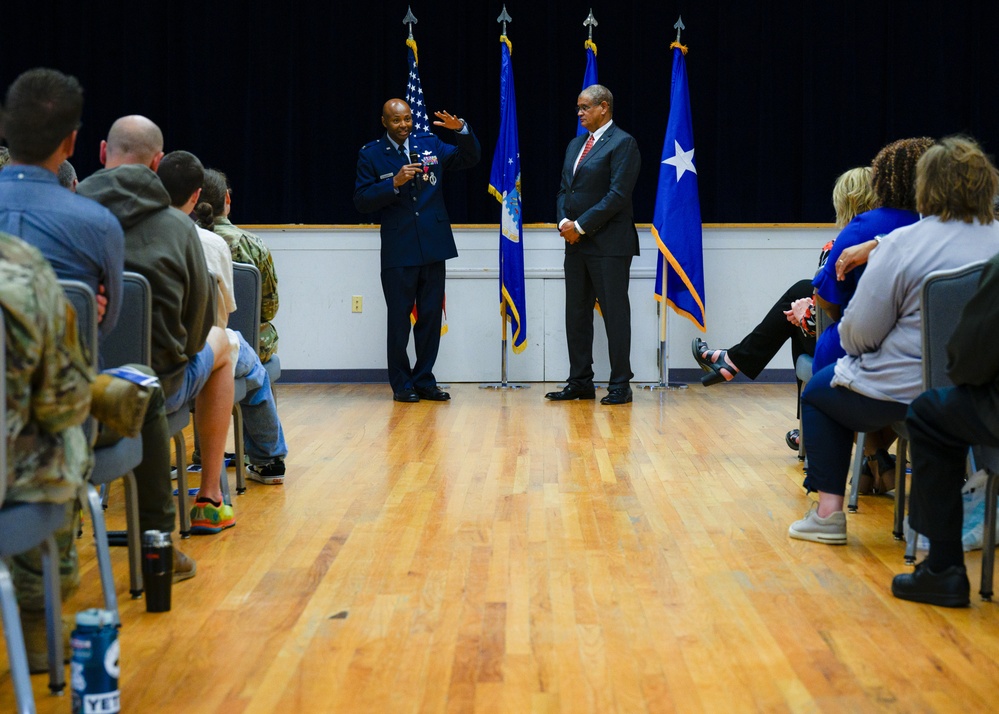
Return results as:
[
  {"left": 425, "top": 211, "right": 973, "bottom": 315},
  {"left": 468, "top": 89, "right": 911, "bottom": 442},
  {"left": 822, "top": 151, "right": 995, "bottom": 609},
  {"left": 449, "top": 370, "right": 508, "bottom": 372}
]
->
[
  {"left": 545, "top": 386, "right": 596, "bottom": 401},
  {"left": 393, "top": 389, "right": 420, "bottom": 403},
  {"left": 891, "top": 564, "right": 970, "bottom": 607}
]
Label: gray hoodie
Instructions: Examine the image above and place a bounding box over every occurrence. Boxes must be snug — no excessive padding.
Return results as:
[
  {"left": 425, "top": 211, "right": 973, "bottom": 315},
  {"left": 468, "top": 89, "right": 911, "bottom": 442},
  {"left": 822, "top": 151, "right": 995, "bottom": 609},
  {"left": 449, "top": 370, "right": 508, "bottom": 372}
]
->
[{"left": 77, "top": 165, "right": 212, "bottom": 398}]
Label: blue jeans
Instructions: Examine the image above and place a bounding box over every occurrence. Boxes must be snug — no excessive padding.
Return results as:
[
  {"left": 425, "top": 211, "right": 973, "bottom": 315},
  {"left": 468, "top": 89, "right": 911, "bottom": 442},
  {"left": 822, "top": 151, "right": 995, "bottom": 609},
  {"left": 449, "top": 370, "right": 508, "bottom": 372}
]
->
[
  {"left": 235, "top": 332, "right": 287, "bottom": 464},
  {"left": 801, "top": 364, "right": 908, "bottom": 495}
]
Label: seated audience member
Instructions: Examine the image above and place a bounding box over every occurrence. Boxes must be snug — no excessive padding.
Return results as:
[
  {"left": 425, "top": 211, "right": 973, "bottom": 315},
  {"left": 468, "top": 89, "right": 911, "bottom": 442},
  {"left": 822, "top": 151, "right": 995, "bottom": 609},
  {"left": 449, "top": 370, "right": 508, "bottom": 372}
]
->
[
  {"left": 893, "top": 246, "right": 999, "bottom": 607},
  {"left": 0, "top": 68, "right": 193, "bottom": 575},
  {"left": 194, "top": 169, "right": 280, "bottom": 365},
  {"left": 76, "top": 115, "right": 237, "bottom": 535},
  {"left": 694, "top": 167, "right": 876, "bottom": 386},
  {"left": 158, "top": 150, "right": 288, "bottom": 484},
  {"left": 1, "top": 230, "right": 92, "bottom": 671},
  {"left": 811, "top": 138, "right": 934, "bottom": 373},
  {"left": 810, "top": 138, "right": 934, "bottom": 479},
  {"left": 0, "top": 69, "right": 123, "bottom": 335},
  {"left": 789, "top": 136, "right": 999, "bottom": 546},
  {"left": 692, "top": 167, "right": 877, "bottom": 448},
  {"left": 57, "top": 159, "right": 77, "bottom": 191}
]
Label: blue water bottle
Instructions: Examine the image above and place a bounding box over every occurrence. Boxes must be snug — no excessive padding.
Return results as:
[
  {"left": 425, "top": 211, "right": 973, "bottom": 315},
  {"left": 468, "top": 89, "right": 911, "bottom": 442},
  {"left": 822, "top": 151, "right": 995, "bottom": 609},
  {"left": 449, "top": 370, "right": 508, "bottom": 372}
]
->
[{"left": 70, "top": 608, "right": 121, "bottom": 714}]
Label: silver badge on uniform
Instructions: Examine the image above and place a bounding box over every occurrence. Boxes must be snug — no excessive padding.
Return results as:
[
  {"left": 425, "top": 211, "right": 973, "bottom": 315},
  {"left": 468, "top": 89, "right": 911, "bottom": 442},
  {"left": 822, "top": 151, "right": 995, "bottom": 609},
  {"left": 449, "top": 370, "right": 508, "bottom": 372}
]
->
[{"left": 428, "top": 172, "right": 437, "bottom": 186}]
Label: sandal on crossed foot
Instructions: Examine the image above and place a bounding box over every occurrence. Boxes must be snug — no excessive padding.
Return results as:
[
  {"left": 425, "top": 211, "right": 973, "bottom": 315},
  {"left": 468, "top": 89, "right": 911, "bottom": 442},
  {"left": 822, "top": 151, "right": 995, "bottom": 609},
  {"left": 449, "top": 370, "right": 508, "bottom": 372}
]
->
[{"left": 690, "top": 338, "right": 739, "bottom": 386}]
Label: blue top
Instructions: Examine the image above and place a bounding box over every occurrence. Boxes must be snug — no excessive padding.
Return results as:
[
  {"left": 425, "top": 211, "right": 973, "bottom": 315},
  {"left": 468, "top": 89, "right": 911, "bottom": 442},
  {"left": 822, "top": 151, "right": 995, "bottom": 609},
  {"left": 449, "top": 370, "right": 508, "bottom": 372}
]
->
[
  {"left": 0, "top": 165, "right": 125, "bottom": 335},
  {"left": 811, "top": 207, "right": 919, "bottom": 371},
  {"left": 813, "top": 207, "right": 919, "bottom": 307}
]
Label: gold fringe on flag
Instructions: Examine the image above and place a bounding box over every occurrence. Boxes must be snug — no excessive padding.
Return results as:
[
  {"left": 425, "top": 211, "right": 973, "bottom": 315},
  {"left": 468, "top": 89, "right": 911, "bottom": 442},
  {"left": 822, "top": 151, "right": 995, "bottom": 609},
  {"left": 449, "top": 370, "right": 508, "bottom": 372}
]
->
[
  {"left": 406, "top": 37, "right": 419, "bottom": 65},
  {"left": 584, "top": 39, "right": 598, "bottom": 55},
  {"left": 500, "top": 35, "right": 512, "bottom": 55},
  {"left": 669, "top": 41, "right": 688, "bottom": 55}
]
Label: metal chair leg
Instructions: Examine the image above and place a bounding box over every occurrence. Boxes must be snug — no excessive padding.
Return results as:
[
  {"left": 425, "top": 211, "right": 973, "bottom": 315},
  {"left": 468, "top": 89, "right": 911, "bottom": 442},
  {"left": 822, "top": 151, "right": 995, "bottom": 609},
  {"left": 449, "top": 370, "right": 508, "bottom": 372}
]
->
[
  {"left": 174, "top": 431, "right": 190, "bottom": 538},
  {"left": 82, "top": 485, "right": 120, "bottom": 625},
  {"left": 980, "top": 471, "right": 998, "bottom": 601},
  {"left": 893, "top": 439, "right": 908, "bottom": 540},
  {"left": 848, "top": 432, "right": 867, "bottom": 513},
  {"left": 122, "top": 472, "right": 143, "bottom": 598},
  {"left": 39, "top": 535, "right": 65, "bottom": 694},
  {"left": 233, "top": 403, "right": 246, "bottom": 495},
  {"left": 0, "top": 561, "right": 36, "bottom": 713}
]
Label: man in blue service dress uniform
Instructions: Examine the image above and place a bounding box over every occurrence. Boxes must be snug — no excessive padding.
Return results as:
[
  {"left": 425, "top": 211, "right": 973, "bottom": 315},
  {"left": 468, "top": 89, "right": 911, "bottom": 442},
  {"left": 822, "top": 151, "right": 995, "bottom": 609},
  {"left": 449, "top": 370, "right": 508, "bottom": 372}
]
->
[{"left": 354, "top": 98, "right": 480, "bottom": 402}]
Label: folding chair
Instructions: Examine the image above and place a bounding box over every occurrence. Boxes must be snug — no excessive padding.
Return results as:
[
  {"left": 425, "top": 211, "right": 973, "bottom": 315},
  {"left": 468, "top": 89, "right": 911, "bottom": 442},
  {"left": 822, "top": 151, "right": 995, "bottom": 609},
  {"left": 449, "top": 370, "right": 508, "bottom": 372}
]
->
[
  {"left": 60, "top": 280, "right": 126, "bottom": 617},
  {"left": 899, "top": 262, "right": 987, "bottom": 561},
  {"left": 228, "top": 262, "right": 268, "bottom": 494}
]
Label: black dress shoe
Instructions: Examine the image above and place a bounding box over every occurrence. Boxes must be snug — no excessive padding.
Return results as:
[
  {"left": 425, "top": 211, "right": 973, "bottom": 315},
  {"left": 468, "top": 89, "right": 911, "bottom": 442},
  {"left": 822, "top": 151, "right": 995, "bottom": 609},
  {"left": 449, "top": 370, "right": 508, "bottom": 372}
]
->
[
  {"left": 415, "top": 385, "right": 450, "bottom": 401},
  {"left": 545, "top": 384, "right": 596, "bottom": 401},
  {"left": 891, "top": 562, "right": 970, "bottom": 608},
  {"left": 600, "top": 386, "right": 633, "bottom": 405},
  {"left": 393, "top": 389, "right": 420, "bottom": 403}
]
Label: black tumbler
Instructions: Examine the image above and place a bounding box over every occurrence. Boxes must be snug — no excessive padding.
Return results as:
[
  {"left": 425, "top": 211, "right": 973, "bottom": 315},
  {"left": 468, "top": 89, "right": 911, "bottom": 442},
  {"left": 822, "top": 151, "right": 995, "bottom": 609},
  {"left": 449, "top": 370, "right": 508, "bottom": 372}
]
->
[{"left": 142, "top": 530, "right": 173, "bottom": 612}]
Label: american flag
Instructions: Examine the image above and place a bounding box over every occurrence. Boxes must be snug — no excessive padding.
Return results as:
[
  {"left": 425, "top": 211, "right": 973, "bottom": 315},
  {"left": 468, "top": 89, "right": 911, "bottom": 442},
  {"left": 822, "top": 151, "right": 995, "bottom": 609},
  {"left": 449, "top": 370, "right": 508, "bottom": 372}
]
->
[{"left": 405, "top": 40, "right": 430, "bottom": 132}]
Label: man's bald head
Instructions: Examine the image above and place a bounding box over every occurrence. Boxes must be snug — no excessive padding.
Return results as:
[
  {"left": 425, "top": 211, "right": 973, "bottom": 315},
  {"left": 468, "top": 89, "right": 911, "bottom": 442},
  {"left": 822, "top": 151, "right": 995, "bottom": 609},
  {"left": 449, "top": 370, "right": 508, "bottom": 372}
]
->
[
  {"left": 102, "top": 115, "right": 164, "bottom": 169},
  {"left": 381, "top": 98, "right": 414, "bottom": 146},
  {"left": 382, "top": 98, "right": 411, "bottom": 119}
]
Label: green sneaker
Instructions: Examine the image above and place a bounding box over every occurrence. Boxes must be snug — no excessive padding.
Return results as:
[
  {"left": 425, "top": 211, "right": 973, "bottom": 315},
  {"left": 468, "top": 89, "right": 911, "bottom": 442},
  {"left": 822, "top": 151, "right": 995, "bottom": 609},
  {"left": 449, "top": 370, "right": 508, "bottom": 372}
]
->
[{"left": 190, "top": 497, "right": 236, "bottom": 535}]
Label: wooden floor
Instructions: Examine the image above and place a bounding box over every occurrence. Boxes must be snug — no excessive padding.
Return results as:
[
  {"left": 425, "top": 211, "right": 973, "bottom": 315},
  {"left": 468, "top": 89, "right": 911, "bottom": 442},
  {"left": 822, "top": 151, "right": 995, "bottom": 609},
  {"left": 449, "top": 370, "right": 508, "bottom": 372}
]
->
[{"left": 3, "top": 383, "right": 999, "bottom": 712}]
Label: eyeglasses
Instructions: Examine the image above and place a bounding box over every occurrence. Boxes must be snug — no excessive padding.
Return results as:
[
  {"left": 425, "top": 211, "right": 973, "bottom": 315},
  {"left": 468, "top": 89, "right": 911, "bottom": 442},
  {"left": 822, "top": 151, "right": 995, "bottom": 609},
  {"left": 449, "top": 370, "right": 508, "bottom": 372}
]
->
[{"left": 576, "top": 104, "right": 593, "bottom": 113}]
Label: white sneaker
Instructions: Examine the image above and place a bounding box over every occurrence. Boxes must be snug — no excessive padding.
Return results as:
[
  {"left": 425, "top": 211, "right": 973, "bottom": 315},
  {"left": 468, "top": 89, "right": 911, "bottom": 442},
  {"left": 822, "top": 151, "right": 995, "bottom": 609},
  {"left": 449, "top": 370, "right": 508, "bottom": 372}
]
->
[{"left": 789, "top": 504, "right": 847, "bottom": 545}]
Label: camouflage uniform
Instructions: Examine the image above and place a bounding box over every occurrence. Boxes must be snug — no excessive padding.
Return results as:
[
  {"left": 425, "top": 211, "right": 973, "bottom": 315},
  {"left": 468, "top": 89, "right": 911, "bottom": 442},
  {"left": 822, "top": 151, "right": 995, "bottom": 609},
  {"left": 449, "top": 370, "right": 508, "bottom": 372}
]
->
[
  {"left": 1, "top": 231, "right": 93, "bottom": 610},
  {"left": 211, "top": 216, "right": 279, "bottom": 362}
]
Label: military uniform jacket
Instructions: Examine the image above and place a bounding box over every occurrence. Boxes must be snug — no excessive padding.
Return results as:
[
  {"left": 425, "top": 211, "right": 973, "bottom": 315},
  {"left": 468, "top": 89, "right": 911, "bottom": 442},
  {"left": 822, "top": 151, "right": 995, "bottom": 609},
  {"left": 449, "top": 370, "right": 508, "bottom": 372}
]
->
[
  {"left": 2, "top": 231, "right": 92, "bottom": 504},
  {"left": 354, "top": 128, "right": 481, "bottom": 270},
  {"left": 212, "top": 217, "right": 280, "bottom": 363}
]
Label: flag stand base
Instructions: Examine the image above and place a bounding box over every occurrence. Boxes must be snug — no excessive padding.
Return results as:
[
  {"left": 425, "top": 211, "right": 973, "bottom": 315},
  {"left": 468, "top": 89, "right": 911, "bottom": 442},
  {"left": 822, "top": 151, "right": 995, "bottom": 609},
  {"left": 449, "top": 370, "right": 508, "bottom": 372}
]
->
[
  {"left": 641, "top": 382, "right": 688, "bottom": 391},
  {"left": 479, "top": 383, "right": 530, "bottom": 390}
]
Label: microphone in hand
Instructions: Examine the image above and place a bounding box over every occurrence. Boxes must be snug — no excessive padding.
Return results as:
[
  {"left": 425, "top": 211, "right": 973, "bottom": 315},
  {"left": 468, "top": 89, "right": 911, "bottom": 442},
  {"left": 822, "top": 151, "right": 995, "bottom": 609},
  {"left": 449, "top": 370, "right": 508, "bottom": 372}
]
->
[{"left": 409, "top": 152, "right": 426, "bottom": 190}]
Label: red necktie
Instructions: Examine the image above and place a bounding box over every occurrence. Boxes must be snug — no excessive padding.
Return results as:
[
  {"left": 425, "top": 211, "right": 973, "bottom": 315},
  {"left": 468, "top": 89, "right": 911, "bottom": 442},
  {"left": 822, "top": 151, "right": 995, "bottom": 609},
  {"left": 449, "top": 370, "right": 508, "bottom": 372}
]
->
[{"left": 575, "top": 134, "right": 595, "bottom": 173}]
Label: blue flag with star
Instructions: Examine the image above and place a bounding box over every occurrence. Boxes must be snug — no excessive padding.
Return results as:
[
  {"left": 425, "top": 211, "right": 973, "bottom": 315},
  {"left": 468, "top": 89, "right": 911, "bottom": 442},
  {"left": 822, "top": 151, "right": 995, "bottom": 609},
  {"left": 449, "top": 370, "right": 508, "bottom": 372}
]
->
[
  {"left": 576, "top": 40, "right": 598, "bottom": 136},
  {"left": 653, "top": 44, "right": 705, "bottom": 331},
  {"left": 488, "top": 36, "right": 527, "bottom": 353}
]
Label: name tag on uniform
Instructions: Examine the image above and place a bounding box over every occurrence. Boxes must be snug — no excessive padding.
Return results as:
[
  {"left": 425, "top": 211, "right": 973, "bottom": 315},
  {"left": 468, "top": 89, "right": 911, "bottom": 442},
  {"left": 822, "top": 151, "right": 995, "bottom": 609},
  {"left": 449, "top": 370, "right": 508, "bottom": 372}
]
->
[{"left": 379, "top": 172, "right": 394, "bottom": 180}]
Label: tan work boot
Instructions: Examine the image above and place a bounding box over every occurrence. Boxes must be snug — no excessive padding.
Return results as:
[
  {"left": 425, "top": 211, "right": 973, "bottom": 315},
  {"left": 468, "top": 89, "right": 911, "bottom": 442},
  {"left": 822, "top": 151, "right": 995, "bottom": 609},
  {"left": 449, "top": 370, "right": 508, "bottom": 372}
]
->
[
  {"left": 172, "top": 546, "right": 197, "bottom": 583},
  {"left": 20, "top": 609, "right": 73, "bottom": 674}
]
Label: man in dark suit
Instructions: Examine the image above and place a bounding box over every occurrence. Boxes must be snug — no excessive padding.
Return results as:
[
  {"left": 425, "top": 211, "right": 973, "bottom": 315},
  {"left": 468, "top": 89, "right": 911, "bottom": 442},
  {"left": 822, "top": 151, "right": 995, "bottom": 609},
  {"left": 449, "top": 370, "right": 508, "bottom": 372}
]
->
[
  {"left": 354, "top": 98, "right": 480, "bottom": 402},
  {"left": 547, "top": 84, "right": 641, "bottom": 405}
]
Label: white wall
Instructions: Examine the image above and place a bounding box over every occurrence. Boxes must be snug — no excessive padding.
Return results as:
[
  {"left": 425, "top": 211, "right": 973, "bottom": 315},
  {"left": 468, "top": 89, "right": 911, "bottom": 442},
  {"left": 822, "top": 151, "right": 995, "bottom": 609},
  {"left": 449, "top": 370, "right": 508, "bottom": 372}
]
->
[{"left": 258, "top": 225, "right": 838, "bottom": 383}]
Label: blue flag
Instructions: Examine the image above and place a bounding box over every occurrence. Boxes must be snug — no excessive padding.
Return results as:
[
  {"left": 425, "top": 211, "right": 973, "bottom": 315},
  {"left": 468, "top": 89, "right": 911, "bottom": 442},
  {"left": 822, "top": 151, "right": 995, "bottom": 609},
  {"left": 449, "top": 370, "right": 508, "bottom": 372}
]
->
[
  {"left": 576, "top": 40, "right": 598, "bottom": 136},
  {"left": 653, "top": 44, "right": 705, "bottom": 331},
  {"left": 488, "top": 36, "right": 527, "bottom": 353}
]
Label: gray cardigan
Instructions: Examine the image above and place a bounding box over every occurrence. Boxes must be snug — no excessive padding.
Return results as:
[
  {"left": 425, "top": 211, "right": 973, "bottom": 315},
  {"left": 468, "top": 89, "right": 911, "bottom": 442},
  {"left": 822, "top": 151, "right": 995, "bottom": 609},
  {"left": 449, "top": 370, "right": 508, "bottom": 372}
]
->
[{"left": 833, "top": 215, "right": 999, "bottom": 403}]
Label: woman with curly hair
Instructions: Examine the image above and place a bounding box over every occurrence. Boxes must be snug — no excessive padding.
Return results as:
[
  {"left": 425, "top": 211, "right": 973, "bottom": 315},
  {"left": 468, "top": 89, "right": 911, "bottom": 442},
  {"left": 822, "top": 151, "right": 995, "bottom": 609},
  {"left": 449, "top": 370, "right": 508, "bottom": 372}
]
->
[{"left": 810, "top": 137, "right": 934, "bottom": 372}]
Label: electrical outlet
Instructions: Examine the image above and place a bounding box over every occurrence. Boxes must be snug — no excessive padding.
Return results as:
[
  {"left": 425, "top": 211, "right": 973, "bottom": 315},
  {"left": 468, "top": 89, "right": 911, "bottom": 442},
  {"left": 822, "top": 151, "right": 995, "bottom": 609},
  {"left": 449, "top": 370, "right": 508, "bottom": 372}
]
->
[{"left": 352, "top": 295, "right": 363, "bottom": 313}]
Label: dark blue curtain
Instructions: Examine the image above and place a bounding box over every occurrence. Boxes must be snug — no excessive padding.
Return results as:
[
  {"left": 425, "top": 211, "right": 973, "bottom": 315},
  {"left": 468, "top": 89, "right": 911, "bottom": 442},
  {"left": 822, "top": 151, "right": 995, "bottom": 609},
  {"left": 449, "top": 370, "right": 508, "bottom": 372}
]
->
[{"left": 3, "top": 1, "right": 997, "bottom": 225}]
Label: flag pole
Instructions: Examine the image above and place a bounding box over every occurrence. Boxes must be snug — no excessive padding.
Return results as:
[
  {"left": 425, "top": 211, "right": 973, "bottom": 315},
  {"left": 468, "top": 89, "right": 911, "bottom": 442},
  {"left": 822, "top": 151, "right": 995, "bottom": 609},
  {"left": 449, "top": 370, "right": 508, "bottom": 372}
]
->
[
  {"left": 645, "top": 267, "right": 687, "bottom": 391},
  {"left": 644, "top": 16, "right": 691, "bottom": 392},
  {"left": 482, "top": 4, "right": 527, "bottom": 391}
]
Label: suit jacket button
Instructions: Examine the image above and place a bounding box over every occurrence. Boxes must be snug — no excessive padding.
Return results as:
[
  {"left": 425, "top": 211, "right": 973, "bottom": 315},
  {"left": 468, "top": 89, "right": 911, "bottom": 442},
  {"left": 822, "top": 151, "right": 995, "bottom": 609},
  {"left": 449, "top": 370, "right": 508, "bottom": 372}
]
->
[{"left": 415, "top": 211, "right": 420, "bottom": 216}]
